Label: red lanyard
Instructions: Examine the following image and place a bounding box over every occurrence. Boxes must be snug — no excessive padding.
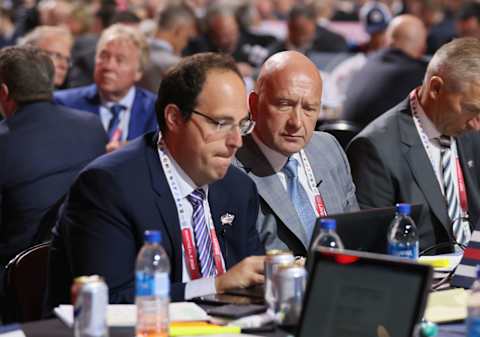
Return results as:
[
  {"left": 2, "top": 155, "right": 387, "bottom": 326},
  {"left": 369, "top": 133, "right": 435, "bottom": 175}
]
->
[{"left": 455, "top": 160, "right": 469, "bottom": 215}]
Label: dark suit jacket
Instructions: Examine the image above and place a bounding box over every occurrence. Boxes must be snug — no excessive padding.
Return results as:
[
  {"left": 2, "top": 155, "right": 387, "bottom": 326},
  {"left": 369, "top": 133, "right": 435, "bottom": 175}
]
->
[
  {"left": 46, "top": 132, "right": 264, "bottom": 311},
  {"left": 346, "top": 99, "right": 480, "bottom": 252},
  {"left": 0, "top": 101, "right": 107, "bottom": 292},
  {"left": 53, "top": 84, "right": 157, "bottom": 140},
  {"left": 343, "top": 48, "right": 428, "bottom": 128}
]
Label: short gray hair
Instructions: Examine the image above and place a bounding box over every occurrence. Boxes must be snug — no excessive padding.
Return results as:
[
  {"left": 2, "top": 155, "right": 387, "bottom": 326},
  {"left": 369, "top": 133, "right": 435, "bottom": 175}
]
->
[
  {"left": 18, "top": 25, "right": 73, "bottom": 48},
  {"left": 96, "top": 23, "right": 149, "bottom": 73},
  {"left": 425, "top": 37, "right": 480, "bottom": 92}
]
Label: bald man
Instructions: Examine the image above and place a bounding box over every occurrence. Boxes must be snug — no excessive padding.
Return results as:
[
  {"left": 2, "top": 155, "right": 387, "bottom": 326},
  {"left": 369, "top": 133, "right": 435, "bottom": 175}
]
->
[
  {"left": 343, "top": 14, "right": 428, "bottom": 128},
  {"left": 233, "top": 51, "right": 358, "bottom": 255}
]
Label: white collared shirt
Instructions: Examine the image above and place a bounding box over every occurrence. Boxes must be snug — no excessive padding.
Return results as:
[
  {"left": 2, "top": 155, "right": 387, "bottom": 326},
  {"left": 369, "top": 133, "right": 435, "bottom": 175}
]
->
[
  {"left": 251, "top": 133, "right": 317, "bottom": 213},
  {"left": 412, "top": 95, "right": 460, "bottom": 197},
  {"left": 158, "top": 147, "right": 222, "bottom": 299},
  {"left": 99, "top": 86, "right": 135, "bottom": 141}
]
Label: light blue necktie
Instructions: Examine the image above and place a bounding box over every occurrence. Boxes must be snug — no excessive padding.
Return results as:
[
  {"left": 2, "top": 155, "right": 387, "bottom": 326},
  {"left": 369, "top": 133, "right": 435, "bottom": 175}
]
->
[
  {"left": 283, "top": 157, "right": 317, "bottom": 241},
  {"left": 187, "top": 188, "right": 216, "bottom": 277}
]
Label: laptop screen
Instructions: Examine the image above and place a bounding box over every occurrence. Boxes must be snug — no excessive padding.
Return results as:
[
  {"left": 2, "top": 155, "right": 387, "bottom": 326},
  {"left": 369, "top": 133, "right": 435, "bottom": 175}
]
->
[{"left": 297, "top": 248, "right": 432, "bottom": 337}]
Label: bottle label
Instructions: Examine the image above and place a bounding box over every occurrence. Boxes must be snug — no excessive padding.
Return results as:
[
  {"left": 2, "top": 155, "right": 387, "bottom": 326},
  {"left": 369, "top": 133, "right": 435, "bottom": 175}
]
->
[
  {"left": 135, "top": 272, "right": 170, "bottom": 297},
  {"left": 468, "top": 317, "right": 480, "bottom": 337},
  {"left": 388, "top": 242, "right": 419, "bottom": 260}
]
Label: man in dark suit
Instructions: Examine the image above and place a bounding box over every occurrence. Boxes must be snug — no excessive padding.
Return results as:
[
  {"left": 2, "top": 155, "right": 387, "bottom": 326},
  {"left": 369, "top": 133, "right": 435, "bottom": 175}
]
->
[
  {"left": 343, "top": 15, "right": 428, "bottom": 128},
  {"left": 46, "top": 53, "right": 265, "bottom": 311},
  {"left": 0, "top": 46, "right": 107, "bottom": 296},
  {"left": 234, "top": 51, "right": 358, "bottom": 256},
  {"left": 54, "top": 24, "right": 157, "bottom": 152},
  {"left": 347, "top": 37, "right": 480, "bottom": 253}
]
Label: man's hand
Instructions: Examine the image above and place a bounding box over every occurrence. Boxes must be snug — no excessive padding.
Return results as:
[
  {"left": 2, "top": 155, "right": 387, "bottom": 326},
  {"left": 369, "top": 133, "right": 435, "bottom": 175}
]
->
[
  {"left": 215, "top": 256, "right": 265, "bottom": 293},
  {"left": 106, "top": 140, "right": 127, "bottom": 153}
]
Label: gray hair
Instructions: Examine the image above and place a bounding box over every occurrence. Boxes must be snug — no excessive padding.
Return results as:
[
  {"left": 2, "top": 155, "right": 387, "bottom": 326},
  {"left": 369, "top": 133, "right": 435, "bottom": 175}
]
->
[
  {"left": 18, "top": 25, "right": 73, "bottom": 48},
  {"left": 96, "top": 23, "right": 149, "bottom": 73},
  {"left": 425, "top": 37, "right": 480, "bottom": 92}
]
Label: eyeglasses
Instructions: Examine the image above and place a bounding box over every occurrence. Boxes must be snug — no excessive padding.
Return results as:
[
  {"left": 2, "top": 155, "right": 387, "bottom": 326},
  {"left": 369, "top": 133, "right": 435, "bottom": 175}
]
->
[
  {"left": 44, "top": 50, "right": 72, "bottom": 68},
  {"left": 191, "top": 109, "right": 255, "bottom": 136}
]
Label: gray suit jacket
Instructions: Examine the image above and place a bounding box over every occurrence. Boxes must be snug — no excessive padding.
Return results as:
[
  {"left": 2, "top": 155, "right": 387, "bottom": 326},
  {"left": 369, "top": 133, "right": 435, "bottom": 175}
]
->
[
  {"left": 347, "top": 98, "right": 480, "bottom": 253},
  {"left": 234, "top": 132, "right": 359, "bottom": 255}
]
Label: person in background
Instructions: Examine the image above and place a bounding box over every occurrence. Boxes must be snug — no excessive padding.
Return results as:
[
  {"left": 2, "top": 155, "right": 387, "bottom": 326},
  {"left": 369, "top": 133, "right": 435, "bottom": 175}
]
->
[
  {"left": 18, "top": 25, "right": 73, "bottom": 88},
  {"left": 54, "top": 23, "right": 157, "bottom": 153},
  {"left": 46, "top": 52, "right": 264, "bottom": 311},
  {"left": 347, "top": 37, "right": 480, "bottom": 253},
  {"left": 234, "top": 51, "right": 358, "bottom": 256}
]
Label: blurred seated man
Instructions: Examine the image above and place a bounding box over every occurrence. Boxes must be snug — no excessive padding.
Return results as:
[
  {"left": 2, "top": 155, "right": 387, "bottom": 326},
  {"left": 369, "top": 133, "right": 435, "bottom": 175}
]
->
[
  {"left": 46, "top": 53, "right": 265, "bottom": 310},
  {"left": 54, "top": 24, "right": 157, "bottom": 152},
  {"left": 347, "top": 37, "right": 480, "bottom": 253},
  {"left": 18, "top": 25, "right": 73, "bottom": 88},
  {"left": 234, "top": 51, "right": 358, "bottom": 255},
  {"left": 0, "top": 46, "right": 107, "bottom": 297},
  {"left": 268, "top": 4, "right": 348, "bottom": 58},
  {"left": 139, "top": 4, "right": 198, "bottom": 93},
  {"left": 343, "top": 14, "right": 428, "bottom": 128}
]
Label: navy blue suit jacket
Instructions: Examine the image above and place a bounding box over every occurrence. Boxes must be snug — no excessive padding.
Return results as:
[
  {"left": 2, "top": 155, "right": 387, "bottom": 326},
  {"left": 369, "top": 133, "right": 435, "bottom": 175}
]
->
[
  {"left": 46, "top": 132, "right": 264, "bottom": 310},
  {"left": 0, "top": 101, "right": 107, "bottom": 291},
  {"left": 53, "top": 84, "right": 157, "bottom": 140}
]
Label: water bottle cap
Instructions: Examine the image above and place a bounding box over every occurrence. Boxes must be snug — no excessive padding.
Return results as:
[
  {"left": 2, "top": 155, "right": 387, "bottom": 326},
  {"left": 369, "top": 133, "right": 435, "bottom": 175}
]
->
[
  {"left": 320, "top": 218, "right": 336, "bottom": 230},
  {"left": 396, "top": 203, "right": 411, "bottom": 215},
  {"left": 144, "top": 230, "right": 162, "bottom": 244}
]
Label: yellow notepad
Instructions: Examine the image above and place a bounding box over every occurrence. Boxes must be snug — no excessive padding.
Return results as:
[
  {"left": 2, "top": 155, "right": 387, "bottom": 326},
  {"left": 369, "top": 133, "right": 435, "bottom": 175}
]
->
[
  {"left": 424, "top": 288, "right": 468, "bottom": 323},
  {"left": 170, "top": 322, "right": 241, "bottom": 336}
]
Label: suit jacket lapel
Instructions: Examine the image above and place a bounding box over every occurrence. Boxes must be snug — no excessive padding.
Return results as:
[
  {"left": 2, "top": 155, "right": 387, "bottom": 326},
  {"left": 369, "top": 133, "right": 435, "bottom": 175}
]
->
[
  {"left": 398, "top": 103, "right": 450, "bottom": 231},
  {"left": 128, "top": 87, "right": 147, "bottom": 139},
  {"left": 85, "top": 84, "right": 101, "bottom": 115},
  {"left": 145, "top": 133, "right": 183, "bottom": 281},
  {"left": 236, "top": 135, "right": 309, "bottom": 247}
]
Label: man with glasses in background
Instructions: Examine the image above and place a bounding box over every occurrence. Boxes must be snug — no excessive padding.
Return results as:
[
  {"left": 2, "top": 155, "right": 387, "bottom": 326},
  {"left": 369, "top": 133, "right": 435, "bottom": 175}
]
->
[
  {"left": 234, "top": 51, "right": 358, "bottom": 256},
  {"left": 18, "top": 25, "right": 73, "bottom": 89},
  {"left": 46, "top": 52, "right": 265, "bottom": 310}
]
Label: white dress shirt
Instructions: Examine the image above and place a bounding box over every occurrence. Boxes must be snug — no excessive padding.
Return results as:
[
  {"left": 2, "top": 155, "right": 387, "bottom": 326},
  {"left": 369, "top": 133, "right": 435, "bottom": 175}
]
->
[{"left": 99, "top": 86, "right": 135, "bottom": 141}]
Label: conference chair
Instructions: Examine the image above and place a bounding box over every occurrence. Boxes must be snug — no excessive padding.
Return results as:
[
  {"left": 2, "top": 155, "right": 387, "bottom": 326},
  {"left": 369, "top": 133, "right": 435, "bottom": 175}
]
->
[
  {"left": 3, "top": 241, "right": 50, "bottom": 323},
  {"left": 316, "top": 119, "right": 361, "bottom": 149}
]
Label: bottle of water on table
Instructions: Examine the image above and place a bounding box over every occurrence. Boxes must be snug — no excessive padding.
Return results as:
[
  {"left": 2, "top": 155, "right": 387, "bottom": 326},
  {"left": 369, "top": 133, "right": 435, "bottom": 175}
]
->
[
  {"left": 135, "top": 230, "right": 170, "bottom": 337},
  {"left": 387, "top": 203, "right": 419, "bottom": 260},
  {"left": 313, "top": 218, "right": 344, "bottom": 250}
]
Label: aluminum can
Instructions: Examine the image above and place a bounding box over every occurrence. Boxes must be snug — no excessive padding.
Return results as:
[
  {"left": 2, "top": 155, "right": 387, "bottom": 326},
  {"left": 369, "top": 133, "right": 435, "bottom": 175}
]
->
[
  {"left": 72, "top": 275, "right": 109, "bottom": 337},
  {"left": 272, "top": 263, "right": 307, "bottom": 326},
  {"left": 264, "top": 250, "right": 294, "bottom": 311}
]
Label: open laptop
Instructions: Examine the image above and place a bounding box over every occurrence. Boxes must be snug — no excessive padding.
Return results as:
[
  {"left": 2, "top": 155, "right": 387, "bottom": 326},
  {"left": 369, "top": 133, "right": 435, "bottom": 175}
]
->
[
  {"left": 297, "top": 248, "right": 433, "bottom": 337},
  {"left": 311, "top": 205, "right": 424, "bottom": 254}
]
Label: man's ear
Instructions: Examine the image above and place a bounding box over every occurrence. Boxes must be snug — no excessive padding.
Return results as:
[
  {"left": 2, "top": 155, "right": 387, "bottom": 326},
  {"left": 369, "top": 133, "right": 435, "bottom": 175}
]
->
[
  {"left": 248, "top": 91, "right": 258, "bottom": 121},
  {"left": 428, "top": 76, "right": 445, "bottom": 101},
  {"left": 164, "top": 104, "right": 184, "bottom": 133}
]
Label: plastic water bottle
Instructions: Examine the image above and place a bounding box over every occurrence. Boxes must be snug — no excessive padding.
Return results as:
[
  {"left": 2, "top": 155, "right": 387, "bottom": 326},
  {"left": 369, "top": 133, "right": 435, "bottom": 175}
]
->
[
  {"left": 387, "top": 203, "right": 419, "bottom": 260},
  {"left": 135, "top": 230, "right": 170, "bottom": 337},
  {"left": 468, "top": 267, "right": 480, "bottom": 337},
  {"left": 313, "top": 219, "right": 344, "bottom": 250}
]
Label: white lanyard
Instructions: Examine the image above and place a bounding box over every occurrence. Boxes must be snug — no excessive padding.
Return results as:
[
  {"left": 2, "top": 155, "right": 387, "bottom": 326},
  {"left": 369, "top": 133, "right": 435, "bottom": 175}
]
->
[{"left": 298, "top": 150, "right": 327, "bottom": 217}]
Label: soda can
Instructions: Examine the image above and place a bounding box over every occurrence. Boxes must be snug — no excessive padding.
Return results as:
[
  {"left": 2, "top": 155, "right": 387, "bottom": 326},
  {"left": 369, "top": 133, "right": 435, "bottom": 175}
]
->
[
  {"left": 264, "top": 250, "right": 294, "bottom": 311},
  {"left": 72, "top": 275, "right": 109, "bottom": 337},
  {"left": 272, "top": 263, "right": 307, "bottom": 326}
]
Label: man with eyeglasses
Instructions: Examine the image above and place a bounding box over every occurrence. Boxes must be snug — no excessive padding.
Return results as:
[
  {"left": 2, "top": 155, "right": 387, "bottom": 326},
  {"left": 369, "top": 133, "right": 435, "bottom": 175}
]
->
[
  {"left": 234, "top": 51, "right": 359, "bottom": 256},
  {"left": 18, "top": 25, "right": 73, "bottom": 88},
  {"left": 46, "top": 52, "right": 265, "bottom": 310}
]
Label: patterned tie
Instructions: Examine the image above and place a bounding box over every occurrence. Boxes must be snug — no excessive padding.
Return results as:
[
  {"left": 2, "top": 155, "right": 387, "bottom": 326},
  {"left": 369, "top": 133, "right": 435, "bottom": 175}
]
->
[
  {"left": 186, "top": 188, "right": 216, "bottom": 277},
  {"left": 282, "top": 157, "right": 317, "bottom": 241},
  {"left": 107, "top": 104, "right": 125, "bottom": 139},
  {"left": 438, "top": 136, "right": 470, "bottom": 245}
]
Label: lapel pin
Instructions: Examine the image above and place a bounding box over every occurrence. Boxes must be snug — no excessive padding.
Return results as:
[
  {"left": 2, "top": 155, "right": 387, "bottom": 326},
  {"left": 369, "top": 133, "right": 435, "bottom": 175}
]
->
[
  {"left": 468, "top": 160, "right": 474, "bottom": 168},
  {"left": 220, "top": 213, "right": 235, "bottom": 235}
]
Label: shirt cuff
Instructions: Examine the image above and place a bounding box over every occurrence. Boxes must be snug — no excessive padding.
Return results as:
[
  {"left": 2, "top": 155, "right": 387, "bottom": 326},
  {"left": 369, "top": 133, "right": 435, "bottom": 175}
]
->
[{"left": 184, "top": 277, "right": 217, "bottom": 300}]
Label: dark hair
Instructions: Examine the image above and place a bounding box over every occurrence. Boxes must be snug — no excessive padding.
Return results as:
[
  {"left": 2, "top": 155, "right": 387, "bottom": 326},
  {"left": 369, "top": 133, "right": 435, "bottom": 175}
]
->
[
  {"left": 112, "top": 10, "right": 141, "bottom": 25},
  {"left": 0, "top": 46, "right": 54, "bottom": 103},
  {"left": 157, "top": 4, "right": 196, "bottom": 30},
  {"left": 289, "top": 5, "right": 316, "bottom": 22},
  {"left": 156, "top": 52, "right": 242, "bottom": 132},
  {"left": 457, "top": 2, "right": 480, "bottom": 21}
]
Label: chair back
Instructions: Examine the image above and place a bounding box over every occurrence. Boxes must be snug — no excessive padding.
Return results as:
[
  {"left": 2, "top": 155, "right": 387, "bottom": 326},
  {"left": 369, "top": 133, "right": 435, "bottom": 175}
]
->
[
  {"left": 316, "top": 120, "right": 361, "bottom": 149},
  {"left": 3, "top": 242, "right": 50, "bottom": 323}
]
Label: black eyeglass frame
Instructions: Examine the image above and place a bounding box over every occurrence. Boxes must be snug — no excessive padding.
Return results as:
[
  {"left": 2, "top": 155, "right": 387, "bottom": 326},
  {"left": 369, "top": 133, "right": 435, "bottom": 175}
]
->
[{"left": 190, "top": 109, "right": 255, "bottom": 136}]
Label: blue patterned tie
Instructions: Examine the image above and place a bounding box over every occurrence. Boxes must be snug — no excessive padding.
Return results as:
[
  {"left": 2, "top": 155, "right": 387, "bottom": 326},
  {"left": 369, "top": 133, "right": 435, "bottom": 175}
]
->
[
  {"left": 107, "top": 104, "right": 125, "bottom": 139},
  {"left": 187, "top": 189, "right": 216, "bottom": 277},
  {"left": 283, "top": 157, "right": 317, "bottom": 241},
  {"left": 438, "top": 136, "right": 470, "bottom": 245}
]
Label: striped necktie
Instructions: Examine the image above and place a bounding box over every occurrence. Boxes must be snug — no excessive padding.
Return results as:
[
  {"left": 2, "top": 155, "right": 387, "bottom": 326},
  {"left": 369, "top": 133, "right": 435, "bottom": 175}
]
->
[
  {"left": 438, "top": 136, "right": 470, "bottom": 245},
  {"left": 107, "top": 104, "right": 125, "bottom": 139},
  {"left": 282, "top": 157, "right": 317, "bottom": 241},
  {"left": 187, "top": 188, "right": 216, "bottom": 277}
]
